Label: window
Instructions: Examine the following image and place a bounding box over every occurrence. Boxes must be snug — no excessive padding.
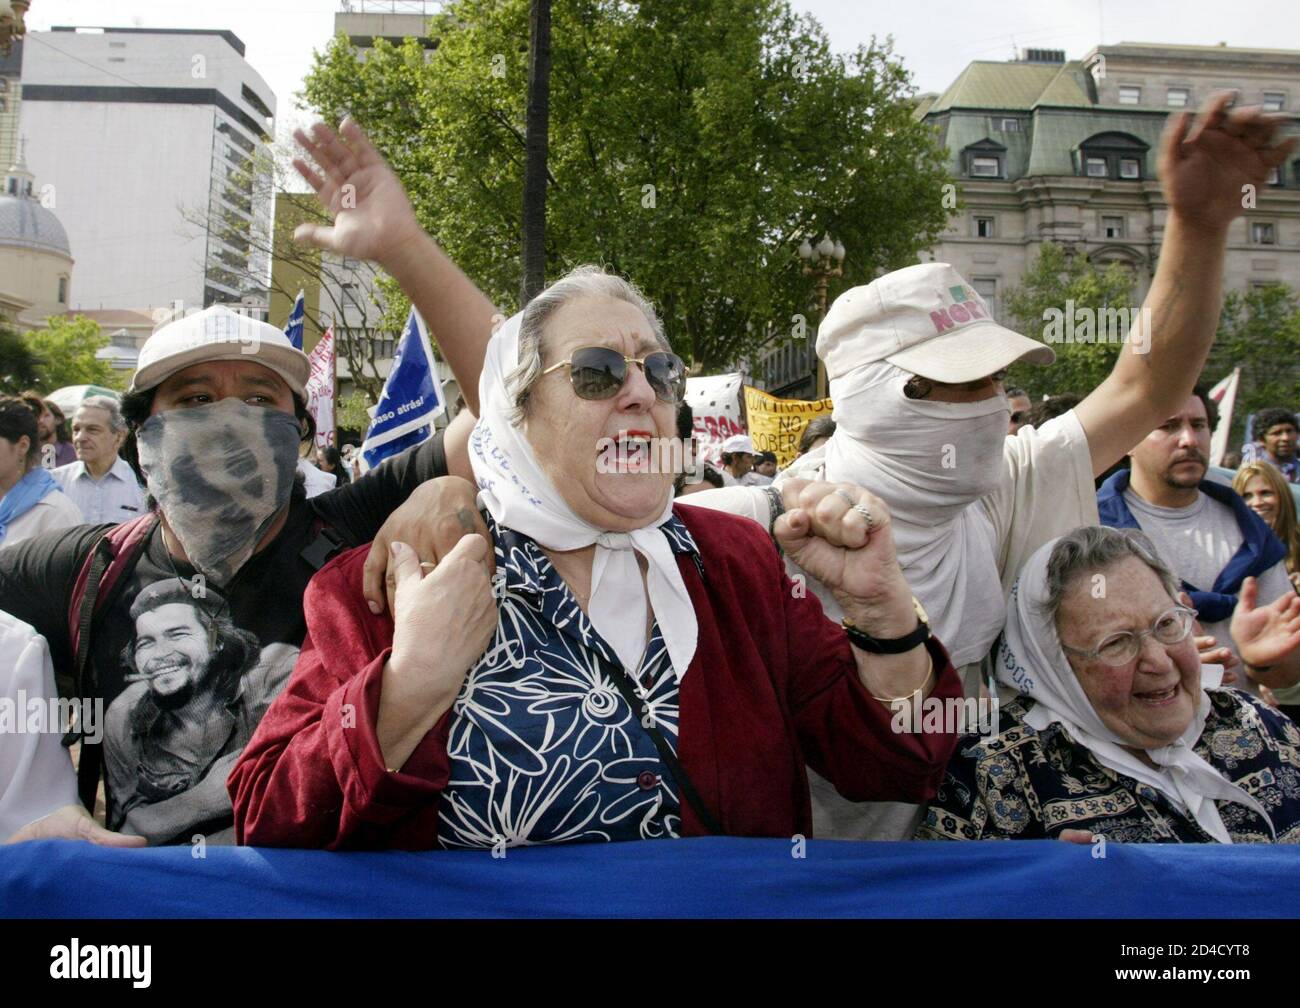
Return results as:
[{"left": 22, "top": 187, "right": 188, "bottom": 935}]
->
[
  {"left": 109, "top": 41, "right": 126, "bottom": 48},
  {"left": 1250, "top": 222, "right": 1275, "bottom": 245},
  {"left": 1102, "top": 216, "right": 1125, "bottom": 239},
  {"left": 1263, "top": 92, "right": 1285, "bottom": 112},
  {"left": 0, "top": 97, "right": 6, "bottom": 113},
  {"left": 1119, "top": 158, "right": 1141, "bottom": 179},
  {"left": 0, "top": 79, "right": 7, "bottom": 91},
  {"left": 108, "top": 57, "right": 126, "bottom": 63},
  {"left": 1086, "top": 157, "right": 1108, "bottom": 177},
  {"left": 970, "top": 156, "right": 1000, "bottom": 177},
  {"left": 1166, "top": 87, "right": 1190, "bottom": 107},
  {"left": 1118, "top": 85, "right": 1141, "bottom": 105},
  {"left": 57, "top": 277, "right": 67, "bottom": 304},
  {"left": 999, "top": 118, "right": 1020, "bottom": 132},
  {"left": 972, "top": 278, "right": 998, "bottom": 320},
  {"left": 974, "top": 216, "right": 995, "bottom": 238},
  {"left": 1268, "top": 165, "right": 1281, "bottom": 185}
]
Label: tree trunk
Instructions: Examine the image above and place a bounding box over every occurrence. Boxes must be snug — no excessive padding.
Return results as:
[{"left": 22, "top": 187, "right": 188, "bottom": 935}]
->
[{"left": 520, "top": 0, "right": 552, "bottom": 308}]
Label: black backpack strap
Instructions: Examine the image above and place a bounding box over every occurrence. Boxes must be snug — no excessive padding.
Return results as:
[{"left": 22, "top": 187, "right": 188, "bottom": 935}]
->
[{"left": 69, "top": 537, "right": 112, "bottom": 812}]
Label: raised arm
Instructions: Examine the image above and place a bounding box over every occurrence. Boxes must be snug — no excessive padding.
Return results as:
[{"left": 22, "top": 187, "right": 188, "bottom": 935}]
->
[
  {"left": 292, "top": 118, "right": 499, "bottom": 415},
  {"left": 1075, "top": 94, "right": 1296, "bottom": 476}
]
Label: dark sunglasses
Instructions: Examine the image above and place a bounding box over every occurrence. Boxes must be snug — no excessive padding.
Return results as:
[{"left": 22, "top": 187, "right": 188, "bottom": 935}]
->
[{"left": 540, "top": 346, "right": 687, "bottom": 403}]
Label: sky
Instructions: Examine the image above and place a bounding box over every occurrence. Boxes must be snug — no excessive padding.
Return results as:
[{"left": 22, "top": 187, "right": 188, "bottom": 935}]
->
[{"left": 25, "top": 0, "right": 1300, "bottom": 137}]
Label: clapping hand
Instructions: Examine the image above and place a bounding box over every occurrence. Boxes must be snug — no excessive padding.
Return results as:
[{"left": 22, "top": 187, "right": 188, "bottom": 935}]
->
[{"left": 1231, "top": 577, "right": 1300, "bottom": 673}]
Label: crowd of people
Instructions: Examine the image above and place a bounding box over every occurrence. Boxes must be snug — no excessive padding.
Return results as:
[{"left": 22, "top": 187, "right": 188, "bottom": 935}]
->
[{"left": 1, "top": 91, "right": 1298, "bottom": 853}]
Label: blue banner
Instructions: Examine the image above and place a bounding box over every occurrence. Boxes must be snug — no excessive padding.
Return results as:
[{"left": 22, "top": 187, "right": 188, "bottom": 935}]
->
[
  {"left": 283, "top": 290, "right": 305, "bottom": 350},
  {"left": 361, "top": 306, "right": 443, "bottom": 469}
]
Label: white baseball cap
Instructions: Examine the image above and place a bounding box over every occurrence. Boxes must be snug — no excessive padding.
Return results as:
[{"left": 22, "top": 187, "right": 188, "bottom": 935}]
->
[
  {"left": 129, "top": 305, "right": 311, "bottom": 397},
  {"left": 721, "top": 434, "right": 756, "bottom": 455},
  {"left": 816, "top": 263, "right": 1054, "bottom": 384}
]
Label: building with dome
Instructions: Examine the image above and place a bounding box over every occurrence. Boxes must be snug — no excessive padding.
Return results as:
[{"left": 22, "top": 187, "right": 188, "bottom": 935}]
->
[{"left": 0, "top": 148, "right": 71, "bottom": 330}]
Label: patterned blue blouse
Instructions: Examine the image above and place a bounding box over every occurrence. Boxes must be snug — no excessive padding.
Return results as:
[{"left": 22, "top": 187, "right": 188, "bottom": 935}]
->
[{"left": 436, "top": 514, "right": 698, "bottom": 850}]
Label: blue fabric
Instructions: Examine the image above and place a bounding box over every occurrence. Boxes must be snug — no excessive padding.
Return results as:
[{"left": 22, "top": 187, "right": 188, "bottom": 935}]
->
[
  {"left": 0, "top": 467, "right": 58, "bottom": 543},
  {"left": 437, "top": 515, "right": 691, "bottom": 847},
  {"left": 1097, "top": 469, "right": 1287, "bottom": 622},
  {"left": 3, "top": 837, "right": 1298, "bottom": 918}
]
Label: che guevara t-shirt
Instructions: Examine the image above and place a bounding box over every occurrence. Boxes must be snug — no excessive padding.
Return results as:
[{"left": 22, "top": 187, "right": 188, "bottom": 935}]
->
[{"left": 0, "top": 432, "right": 446, "bottom": 844}]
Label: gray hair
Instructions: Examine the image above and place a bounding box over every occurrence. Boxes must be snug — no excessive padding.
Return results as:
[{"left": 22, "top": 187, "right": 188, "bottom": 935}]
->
[
  {"left": 76, "top": 396, "right": 127, "bottom": 434},
  {"left": 1040, "top": 525, "right": 1181, "bottom": 629},
  {"left": 505, "top": 265, "right": 671, "bottom": 426}
]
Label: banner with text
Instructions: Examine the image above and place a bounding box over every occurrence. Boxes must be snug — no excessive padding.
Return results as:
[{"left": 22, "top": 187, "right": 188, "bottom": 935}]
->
[
  {"left": 743, "top": 386, "right": 833, "bottom": 468},
  {"left": 685, "top": 372, "right": 745, "bottom": 467}
]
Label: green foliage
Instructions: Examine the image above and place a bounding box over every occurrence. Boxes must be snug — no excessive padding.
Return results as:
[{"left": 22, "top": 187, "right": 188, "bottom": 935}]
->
[
  {"left": 1208, "top": 283, "right": 1300, "bottom": 447},
  {"left": 301, "top": 0, "right": 952, "bottom": 370},
  {"left": 0, "top": 315, "right": 44, "bottom": 394},
  {"left": 1003, "top": 243, "right": 1138, "bottom": 398},
  {"left": 26, "top": 315, "right": 123, "bottom": 392},
  {"left": 0, "top": 314, "right": 123, "bottom": 395},
  {"left": 335, "top": 389, "right": 376, "bottom": 435}
]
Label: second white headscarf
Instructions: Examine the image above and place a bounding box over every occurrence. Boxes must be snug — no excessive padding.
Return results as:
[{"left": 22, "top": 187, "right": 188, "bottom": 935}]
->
[{"left": 999, "top": 536, "right": 1275, "bottom": 843}]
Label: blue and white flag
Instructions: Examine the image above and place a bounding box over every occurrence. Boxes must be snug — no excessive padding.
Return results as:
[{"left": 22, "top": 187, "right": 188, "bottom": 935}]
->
[
  {"left": 283, "top": 290, "right": 305, "bottom": 350},
  {"left": 361, "top": 306, "right": 444, "bottom": 469}
]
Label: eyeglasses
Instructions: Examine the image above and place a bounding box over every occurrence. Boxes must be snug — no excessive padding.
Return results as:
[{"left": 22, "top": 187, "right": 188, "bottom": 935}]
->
[
  {"left": 1060, "top": 605, "right": 1196, "bottom": 667},
  {"left": 1010, "top": 411, "right": 1028, "bottom": 424},
  {"left": 540, "top": 346, "right": 687, "bottom": 403}
]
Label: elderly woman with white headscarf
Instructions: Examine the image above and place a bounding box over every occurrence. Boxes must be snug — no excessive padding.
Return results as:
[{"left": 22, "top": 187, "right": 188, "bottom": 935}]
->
[
  {"left": 230, "top": 266, "right": 961, "bottom": 850},
  {"left": 918, "top": 525, "right": 1300, "bottom": 843}
]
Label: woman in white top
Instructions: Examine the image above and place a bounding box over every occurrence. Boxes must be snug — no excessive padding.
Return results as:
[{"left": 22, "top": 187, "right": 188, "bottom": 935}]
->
[{"left": 0, "top": 395, "right": 82, "bottom": 550}]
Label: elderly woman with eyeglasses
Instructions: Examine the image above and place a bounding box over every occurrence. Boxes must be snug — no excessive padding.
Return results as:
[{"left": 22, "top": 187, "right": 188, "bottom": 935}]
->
[
  {"left": 231, "top": 265, "right": 962, "bottom": 850},
  {"left": 919, "top": 525, "right": 1300, "bottom": 844}
]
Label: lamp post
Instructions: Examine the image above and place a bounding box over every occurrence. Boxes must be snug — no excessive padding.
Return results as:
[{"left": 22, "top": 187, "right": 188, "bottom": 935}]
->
[
  {"left": 798, "top": 233, "right": 845, "bottom": 399},
  {"left": 0, "top": 2, "right": 30, "bottom": 54}
]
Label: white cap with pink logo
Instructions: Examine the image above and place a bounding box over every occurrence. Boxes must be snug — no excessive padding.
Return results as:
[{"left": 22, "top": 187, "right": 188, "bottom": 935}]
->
[{"left": 816, "top": 262, "right": 1055, "bottom": 384}]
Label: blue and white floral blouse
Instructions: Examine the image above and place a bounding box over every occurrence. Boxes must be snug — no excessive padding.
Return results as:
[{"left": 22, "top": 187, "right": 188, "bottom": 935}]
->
[{"left": 436, "top": 514, "right": 699, "bottom": 849}]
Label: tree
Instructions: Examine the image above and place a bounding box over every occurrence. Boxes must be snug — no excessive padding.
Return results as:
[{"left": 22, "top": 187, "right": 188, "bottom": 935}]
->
[
  {"left": 25, "top": 315, "right": 123, "bottom": 392},
  {"left": 1207, "top": 282, "right": 1300, "bottom": 448},
  {"left": 0, "top": 315, "right": 44, "bottom": 394},
  {"left": 300, "top": 0, "right": 952, "bottom": 370},
  {"left": 1003, "top": 243, "right": 1138, "bottom": 399}
]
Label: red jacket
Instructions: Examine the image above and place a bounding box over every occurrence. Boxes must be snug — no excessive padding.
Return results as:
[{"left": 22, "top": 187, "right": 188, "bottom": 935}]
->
[{"left": 229, "top": 505, "right": 961, "bottom": 849}]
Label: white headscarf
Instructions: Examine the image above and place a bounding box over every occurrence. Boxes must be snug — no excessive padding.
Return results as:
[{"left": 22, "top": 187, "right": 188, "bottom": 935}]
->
[
  {"left": 469, "top": 311, "right": 698, "bottom": 680},
  {"left": 998, "top": 537, "right": 1275, "bottom": 843},
  {"left": 780, "top": 362, "right": 1008, "bottom": 667}
]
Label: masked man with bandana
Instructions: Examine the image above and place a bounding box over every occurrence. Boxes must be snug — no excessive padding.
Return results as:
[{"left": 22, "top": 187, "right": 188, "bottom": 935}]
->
[{"left": 0, "top": 303, "right": 487, "bottom": 845}]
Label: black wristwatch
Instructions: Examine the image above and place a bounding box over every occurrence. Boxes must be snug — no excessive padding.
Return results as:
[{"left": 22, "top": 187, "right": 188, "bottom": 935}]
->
[{"left": 842, "top": 597, "right": 932, "bottom": 654}]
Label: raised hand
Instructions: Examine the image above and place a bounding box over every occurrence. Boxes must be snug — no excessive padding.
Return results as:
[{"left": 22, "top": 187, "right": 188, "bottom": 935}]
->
[
  {"left": 1159, "top": 92, "right": 1297, "bottom": 233},
  {"left": 292, "top": 117, "right": 425, "bottom": 267},
  {"left": 1231, "top": 577, "right": 1300, "bottom": 672}
]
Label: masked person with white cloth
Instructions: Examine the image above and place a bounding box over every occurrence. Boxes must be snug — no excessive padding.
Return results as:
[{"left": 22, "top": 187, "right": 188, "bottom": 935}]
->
[
  {"left": 670, "top": 93, "right": 1295, "bottom": 840},
  {"left": 230, "top": 266, "right": 962, "bottom": 850},
  {"left": 919, "top": 525, "right": 1300, "bottom": 843}
]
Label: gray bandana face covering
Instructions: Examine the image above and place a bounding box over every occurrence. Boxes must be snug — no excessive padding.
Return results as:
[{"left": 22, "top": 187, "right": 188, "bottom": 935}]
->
[{"left": 137, "top": 398, "right": 303, "bottom": 585}]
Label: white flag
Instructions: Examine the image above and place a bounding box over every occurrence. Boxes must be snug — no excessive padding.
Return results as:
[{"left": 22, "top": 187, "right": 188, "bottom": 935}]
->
[
  {"left": 1207, "top": 367, "right": 1240, "bottom": 467},
  {"left": 306, "top": 325, "right": 336, "bottom": 450}
]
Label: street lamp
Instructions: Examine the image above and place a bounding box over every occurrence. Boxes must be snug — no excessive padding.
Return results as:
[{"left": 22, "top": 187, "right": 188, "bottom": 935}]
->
[
  {"left": 799, "top": 232, "right": 846, "bottom": 398},
  {"left": 0, "top": 2, "right": 31, "bottom": 54}
]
